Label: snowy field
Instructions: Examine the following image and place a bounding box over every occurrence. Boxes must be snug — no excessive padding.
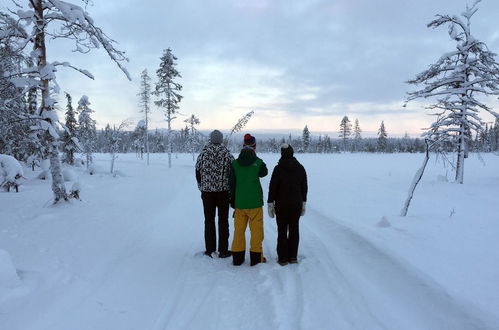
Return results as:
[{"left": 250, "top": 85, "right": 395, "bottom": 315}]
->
[{"left": 1, "top": 152, "right": 498, "bottom": 330}]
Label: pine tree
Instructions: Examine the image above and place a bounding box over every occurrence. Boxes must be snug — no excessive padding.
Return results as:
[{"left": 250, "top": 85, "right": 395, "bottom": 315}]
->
[
  {"left": 302, "top": 125, "right": 310, "bottom": 152},
  {"left": 153, "top": 48, "right": 182, "bottom": 168},
  {"left": 138, "top": 69, "right": 152, "bottom": 165},
  {"left": 353, "top": 118, "right": 362, "bottom": 152},
  {"left": 377, "top": 121, "right": 388, "bottom": 152},
  {"left": 405, "top": 1, "right": 499, "bottom": 183},
  {"left": 184, "top": 114, "right": 200, "bottom": 161},
  {"left": 77, "top": 96, "right": 96, "bottom": 170},
  {"left": 339, "top": 116, "right": 352, "bottom": 152},
  {"left": 61, "top": 93, "right": 78, "bottom": 165}
]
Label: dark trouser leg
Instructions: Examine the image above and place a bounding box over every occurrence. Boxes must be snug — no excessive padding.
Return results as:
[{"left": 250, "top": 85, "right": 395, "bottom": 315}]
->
[
  {"left": 275, "top": 207, "right": 290, "bottom": 263},
  {"left": 216, "top": 191, "right": 230, "bottom": 253},
  {"left": 201, "top": 192, "right": 216, "bottom": 253},
  {"left": 287, "top": 205, "right": 301, "bottom": 260}
]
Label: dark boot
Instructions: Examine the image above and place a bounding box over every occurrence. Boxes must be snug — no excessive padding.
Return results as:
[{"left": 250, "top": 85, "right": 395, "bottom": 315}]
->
[
  {"left": 250, "top": 252, "right": 266, "bottom": 266},
  {"left": 232, "top": 251, "right": 245, "bottom": 266}
]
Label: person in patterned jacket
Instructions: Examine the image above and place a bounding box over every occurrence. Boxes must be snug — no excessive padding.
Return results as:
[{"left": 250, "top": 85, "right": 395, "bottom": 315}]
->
[{"left": 196, "top": 130, "right": 235, "bottom": 258}]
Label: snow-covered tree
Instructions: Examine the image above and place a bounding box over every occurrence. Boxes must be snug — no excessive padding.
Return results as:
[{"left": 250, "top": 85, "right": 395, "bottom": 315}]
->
[
  {"left": 61, "top": 93, "right": 78, "bottom": 165},
  {"left": 1, "top": 0, "right": 130, "bottom": 202},
  {"left": 138, "top": 69, "right": 152, "bottom": 165},
  {"left": 339, "top": 116, "right": 351, "bottom": 152},
  {"left": 225, "top": 110, "right": 254, "bottom": 148},
  {"left": 77, "top": 96, "right": 96, "bottom": 169},
  {"left": 184, "top": 114, "right": 200, "bottom": 161},
  {"left": 108, "top": 120, "right": 130, "bottom": 175},
  {"left": 153, "top": 48, "right": 182, "bottom": 168},
  {"left": 377, "top": 121, "right": 388, "bottom": 152},
  {"left": 353, "top": 118, "right": 362, "bottom": 151},
  {"left": 302, "top": 125, "right": 310, "bottom": 152},
  {"left": 405, "top": 1, "right": 499, "bottom": 183}
]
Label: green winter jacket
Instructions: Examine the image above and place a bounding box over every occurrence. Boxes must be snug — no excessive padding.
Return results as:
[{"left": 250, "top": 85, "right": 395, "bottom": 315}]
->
[{"left": 230, "top": 148, "right": 268, "bottom": 209}]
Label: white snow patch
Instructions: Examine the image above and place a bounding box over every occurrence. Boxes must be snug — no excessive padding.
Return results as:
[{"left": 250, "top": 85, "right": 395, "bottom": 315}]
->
[{"left": 0, "top": 250, "right": 21, "bottom": 290}]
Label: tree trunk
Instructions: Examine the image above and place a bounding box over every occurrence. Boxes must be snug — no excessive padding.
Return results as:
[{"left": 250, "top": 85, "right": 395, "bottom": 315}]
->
[
  {"left": 34, "top": 0, "right": 67, "bottom": 203},
  {"left": 400, "top": 140, "right": 430, "bottom": 216},
  {"left": 145, "top": 112, "right": 149, "bottom": 165},
  {"left": 167, "top": 115, "right": 172, "bottom": 168},
  {"left": 455, "top": 132, "right": 465, "bottom": 184}
]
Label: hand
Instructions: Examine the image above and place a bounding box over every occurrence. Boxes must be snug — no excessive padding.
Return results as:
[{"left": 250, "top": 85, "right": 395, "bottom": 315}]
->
[
  {"left": 301, "top": 202, "right": 306, "bottom": 216},
  {"left": 267, "top": 202, "right": 275, "bottom": 218}
]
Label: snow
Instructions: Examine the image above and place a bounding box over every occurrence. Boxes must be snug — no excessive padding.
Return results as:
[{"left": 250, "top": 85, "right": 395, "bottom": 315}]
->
[
  {"left": 0, "top": 154, "right": 23, "bottom": 184},
  {"left": 0, "top": 152, "right": 498, "bottom": 330}
]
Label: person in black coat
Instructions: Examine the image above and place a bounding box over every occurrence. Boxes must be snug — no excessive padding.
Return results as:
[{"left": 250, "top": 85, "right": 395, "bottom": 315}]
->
[{"left": 267, "top": 144, "right": 308, "bottom": 265}]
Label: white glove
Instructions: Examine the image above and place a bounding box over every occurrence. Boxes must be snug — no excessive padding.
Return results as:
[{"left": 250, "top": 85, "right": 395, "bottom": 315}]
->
[
  {"left": 268, "top": 202, "right": 275, "bottom": 218},
  {"left": 301, "top": 202, "right": 306, "bottom": 216}
]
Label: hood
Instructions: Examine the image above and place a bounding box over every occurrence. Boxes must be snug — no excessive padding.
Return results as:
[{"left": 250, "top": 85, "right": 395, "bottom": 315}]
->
[{"left": 236, "top": 148, "right": 257, "bottom": 166}]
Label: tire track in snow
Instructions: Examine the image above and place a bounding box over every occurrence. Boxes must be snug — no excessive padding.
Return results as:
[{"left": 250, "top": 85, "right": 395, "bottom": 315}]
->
[{"left": 302, "top": 207, "right": 495, "bottom": 330}]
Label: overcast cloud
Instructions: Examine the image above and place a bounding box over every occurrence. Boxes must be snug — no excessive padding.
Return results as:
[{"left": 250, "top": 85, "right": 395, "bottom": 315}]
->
[{"left": 3, "top": 0, "right": 499, "bottom": 135}]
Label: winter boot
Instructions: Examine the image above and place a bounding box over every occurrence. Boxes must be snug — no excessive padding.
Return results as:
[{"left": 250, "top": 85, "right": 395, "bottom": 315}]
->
[
  {"left": 219, "top": 251, "right": 232, "bottom": 258},
  {"left": 232, "top": 251, "right": 245, "bottom": 266},
  {"left": 250, "top": 252, "right": 266, "bottom": 266},
  {"left": 289, "top": 258, "right": 297, "bottom": 264},
  {"left": 278, "top": 259, "right": 289, "bottom": 266}
]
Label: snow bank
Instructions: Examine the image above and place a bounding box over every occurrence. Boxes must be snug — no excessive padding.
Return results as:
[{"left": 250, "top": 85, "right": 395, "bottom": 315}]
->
[{"left": 0, "top": 154, "right": 23, "bottom": 191}]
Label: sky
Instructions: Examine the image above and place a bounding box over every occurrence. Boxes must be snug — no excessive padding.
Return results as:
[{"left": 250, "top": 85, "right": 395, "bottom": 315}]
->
[{"left": 3, "top": 0, "right": 499, "bottom": 137}]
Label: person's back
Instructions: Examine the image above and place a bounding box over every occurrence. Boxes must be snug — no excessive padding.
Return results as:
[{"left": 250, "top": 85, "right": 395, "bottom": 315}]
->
[
  {"left": 195, "top": 130, "right": 234, "bottom": 258},
  {"left": 196, "top": 142, "right": 233, "bottom": 192},
  {"left": 231, "top": 148, "right": 265, "bottom": 209},
  {"left": 229, "top": 134, "right": 268, "bottom": 266},
  {"left": 267, "top": 144, "right": 308, "bottom": 265}
]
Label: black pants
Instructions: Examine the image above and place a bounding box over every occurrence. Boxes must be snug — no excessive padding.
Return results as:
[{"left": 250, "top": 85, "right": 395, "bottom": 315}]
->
[
  {"left": 201, "top": 191, "right": 230, "bottom": 253},
  {"left": 275, "top": 203, "right": 301, "bottom": 262}
]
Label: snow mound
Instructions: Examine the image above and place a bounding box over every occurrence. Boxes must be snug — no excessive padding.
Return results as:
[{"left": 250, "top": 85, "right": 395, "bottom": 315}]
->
[
  {"left": 0, "top": 250, "right": 21, "bottom": 289},
  {"left": 377, "top": 216, "right": 391, "bottom": 228},
  {"left": 0, "top": 154, "right": 24, "bottom": 191},
  {"left": 62, "top": 168, "right": 76, "bottom": 182},
  {"left": 437, "top": 174, "right": 448, "bottom": 182}
]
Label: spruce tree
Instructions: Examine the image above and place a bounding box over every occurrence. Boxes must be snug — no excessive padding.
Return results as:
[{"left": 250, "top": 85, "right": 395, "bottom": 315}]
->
[
  {"left": 77, "top": 96, "right": 96, "bottom": 169},
  {"left": 302, "top": 125, "right": 310, "bottom": 152},
  {"left": 61, "top": 93, "right": 78, "bottom": 165},
  {"left": 184, "top": 114, "right": 200, "bottom": 161},
  {"left": 353, "top": 118, "right": 362, "bottom": 152},
  {"left": 377, "top": 121, "right": 388, "bottom": 152},
  {"left": 339, "top": 116, "right": 352, "bottom": 152},
  {"left": 138, "top": 69, "right": 152, "bottom": 165},
  {"left": 153, "top": 48, "right": 182, "bottom": 168}
]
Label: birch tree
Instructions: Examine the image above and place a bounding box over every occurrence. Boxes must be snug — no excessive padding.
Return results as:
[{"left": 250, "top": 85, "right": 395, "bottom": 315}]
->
[
  {"left": 153, "top": 48, "right": 182, "bottom": 168},
  {"left": 1, "top": 0, "right": 130, "bottom": 202},
  {"left": 405, "top": 0, "right": 499, "bottom": 184}
]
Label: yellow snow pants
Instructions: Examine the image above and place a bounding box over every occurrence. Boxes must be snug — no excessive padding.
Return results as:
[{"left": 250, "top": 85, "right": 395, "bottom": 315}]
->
[{"left": 231, "top": 207, "right": 264, "bottom": 253}]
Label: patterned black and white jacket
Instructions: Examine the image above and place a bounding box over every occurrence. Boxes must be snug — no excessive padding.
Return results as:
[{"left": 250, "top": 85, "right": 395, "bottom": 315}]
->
[{"left": 195, "top": 143, "right": 234, "bottom": 192}]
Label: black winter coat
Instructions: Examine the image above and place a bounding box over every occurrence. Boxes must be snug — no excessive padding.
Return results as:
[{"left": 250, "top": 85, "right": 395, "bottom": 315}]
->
[{"left": 267, "top": 156, "right": 307, "bottom": 206}]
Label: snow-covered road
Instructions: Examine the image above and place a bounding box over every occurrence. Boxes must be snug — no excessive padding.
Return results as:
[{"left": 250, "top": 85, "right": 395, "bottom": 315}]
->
[{"left": 1, "top": 153, "right": 498, "bottom": 330}]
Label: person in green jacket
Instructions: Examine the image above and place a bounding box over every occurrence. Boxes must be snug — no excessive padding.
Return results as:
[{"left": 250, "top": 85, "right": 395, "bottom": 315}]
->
[{"left": 230, "top": 133, "right": 268, "bottom": 266}]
